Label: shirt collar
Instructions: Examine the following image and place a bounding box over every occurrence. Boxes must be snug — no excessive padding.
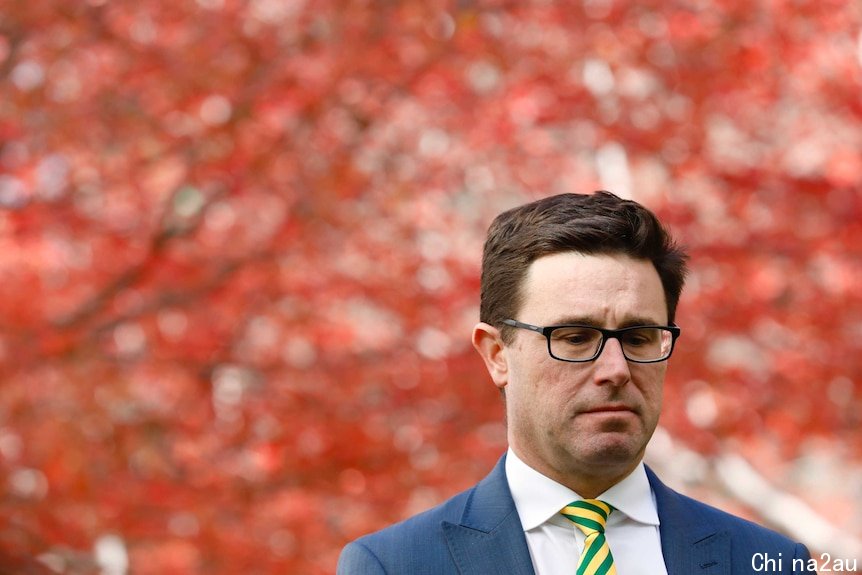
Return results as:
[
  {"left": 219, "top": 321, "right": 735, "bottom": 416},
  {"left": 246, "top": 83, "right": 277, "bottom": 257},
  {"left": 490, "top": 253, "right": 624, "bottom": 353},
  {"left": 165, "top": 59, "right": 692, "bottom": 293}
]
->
[{"left": 505, "top": 447, "right": 660, "bottom": 531}]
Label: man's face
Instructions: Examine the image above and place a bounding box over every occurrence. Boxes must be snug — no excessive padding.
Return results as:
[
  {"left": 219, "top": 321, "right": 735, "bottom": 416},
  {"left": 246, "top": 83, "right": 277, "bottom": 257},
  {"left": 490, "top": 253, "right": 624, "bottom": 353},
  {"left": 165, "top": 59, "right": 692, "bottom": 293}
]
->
[{"left": 489, "top": 252, "right": 669, "bottom": 492}]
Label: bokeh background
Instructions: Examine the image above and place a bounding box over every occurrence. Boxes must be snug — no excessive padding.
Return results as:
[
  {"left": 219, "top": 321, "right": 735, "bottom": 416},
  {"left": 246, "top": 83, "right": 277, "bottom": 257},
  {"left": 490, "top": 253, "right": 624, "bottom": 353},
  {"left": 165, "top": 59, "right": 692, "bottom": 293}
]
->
[{"left": 2, "top": 1, "right": 861, "bottom": 573}]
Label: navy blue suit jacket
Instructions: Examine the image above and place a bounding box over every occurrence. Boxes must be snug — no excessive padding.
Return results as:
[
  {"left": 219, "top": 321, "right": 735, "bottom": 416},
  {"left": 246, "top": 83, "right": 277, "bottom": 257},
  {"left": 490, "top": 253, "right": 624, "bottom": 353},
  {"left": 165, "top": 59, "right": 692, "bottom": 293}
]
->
[{"left": 337, "top": 455, "right": 814, "bottom": 574}]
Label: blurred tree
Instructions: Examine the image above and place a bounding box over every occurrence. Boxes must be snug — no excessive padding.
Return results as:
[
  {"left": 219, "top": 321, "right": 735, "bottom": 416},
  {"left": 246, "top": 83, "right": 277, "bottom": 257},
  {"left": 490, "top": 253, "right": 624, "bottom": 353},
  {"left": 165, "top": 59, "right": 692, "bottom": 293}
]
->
[{"left": 1, "top": 0, "right": 860, "bottom": 573}]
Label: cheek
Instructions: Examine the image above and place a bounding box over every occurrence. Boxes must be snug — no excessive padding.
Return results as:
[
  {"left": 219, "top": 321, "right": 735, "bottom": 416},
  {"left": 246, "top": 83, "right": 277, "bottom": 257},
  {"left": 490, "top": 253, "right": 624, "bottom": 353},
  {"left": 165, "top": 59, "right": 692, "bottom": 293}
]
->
[
  {"left": 632, "top": 367, "right": 665, "bottom": 403},
  {"left": 507, "top": 358, "right": 565, "bottom": 413},
  {"left": 509, "top": 342, "right": 555, "bottom": 384},
  {"left": 644, "top": 370, "right": 664, "bottom": 395}
]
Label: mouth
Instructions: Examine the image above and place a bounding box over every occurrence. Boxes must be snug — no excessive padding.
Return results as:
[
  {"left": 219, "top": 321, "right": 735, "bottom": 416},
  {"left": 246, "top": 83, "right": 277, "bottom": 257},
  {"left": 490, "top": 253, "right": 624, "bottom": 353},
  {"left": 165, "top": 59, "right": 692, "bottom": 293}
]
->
[{"left": 582, "top": 405, "right": 637, "bottom": 415}]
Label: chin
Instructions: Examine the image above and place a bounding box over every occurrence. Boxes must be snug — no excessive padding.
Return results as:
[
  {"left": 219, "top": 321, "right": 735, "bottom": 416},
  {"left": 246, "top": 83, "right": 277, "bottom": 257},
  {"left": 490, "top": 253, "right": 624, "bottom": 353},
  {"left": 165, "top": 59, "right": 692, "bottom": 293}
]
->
[{"left": 578, "top": 436, "right": 645, "bottom": 468}]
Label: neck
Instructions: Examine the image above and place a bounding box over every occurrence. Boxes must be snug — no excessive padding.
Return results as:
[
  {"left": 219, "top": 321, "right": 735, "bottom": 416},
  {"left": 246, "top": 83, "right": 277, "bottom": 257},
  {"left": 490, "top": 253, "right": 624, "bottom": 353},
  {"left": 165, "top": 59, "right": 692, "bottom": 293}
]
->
[{"left": 511, "top": 446, "right": 641, "bottom": 498}]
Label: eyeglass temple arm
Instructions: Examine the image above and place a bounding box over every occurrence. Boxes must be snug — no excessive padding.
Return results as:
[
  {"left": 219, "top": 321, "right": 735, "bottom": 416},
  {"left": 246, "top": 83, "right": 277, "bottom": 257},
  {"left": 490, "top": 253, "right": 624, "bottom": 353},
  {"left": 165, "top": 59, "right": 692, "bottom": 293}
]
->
[{"left": 502, "top": 319, "right": 545, "bottom": 334}]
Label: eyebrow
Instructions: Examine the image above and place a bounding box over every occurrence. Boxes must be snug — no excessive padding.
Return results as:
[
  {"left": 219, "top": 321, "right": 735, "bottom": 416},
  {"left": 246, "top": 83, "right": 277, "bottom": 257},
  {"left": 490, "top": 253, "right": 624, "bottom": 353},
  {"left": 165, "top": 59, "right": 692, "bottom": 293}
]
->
[{"left": 549, "top": 315, "right": 667, "bottom": 328}]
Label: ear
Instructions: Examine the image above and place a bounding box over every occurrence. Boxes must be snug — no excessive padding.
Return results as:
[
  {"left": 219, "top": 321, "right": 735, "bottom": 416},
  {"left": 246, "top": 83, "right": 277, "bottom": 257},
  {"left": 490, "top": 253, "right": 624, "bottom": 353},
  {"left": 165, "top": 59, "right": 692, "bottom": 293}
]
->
[{"left": 472, "top": 322, "right": 509, "bottom": 390}]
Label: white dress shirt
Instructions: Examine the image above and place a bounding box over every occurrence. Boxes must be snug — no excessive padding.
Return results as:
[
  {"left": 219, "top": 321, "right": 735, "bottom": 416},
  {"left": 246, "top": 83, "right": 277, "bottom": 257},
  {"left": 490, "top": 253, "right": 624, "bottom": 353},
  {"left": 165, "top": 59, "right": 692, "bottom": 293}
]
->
[{"left": 505, "top": 448, "right": 669, "bottom": 575}]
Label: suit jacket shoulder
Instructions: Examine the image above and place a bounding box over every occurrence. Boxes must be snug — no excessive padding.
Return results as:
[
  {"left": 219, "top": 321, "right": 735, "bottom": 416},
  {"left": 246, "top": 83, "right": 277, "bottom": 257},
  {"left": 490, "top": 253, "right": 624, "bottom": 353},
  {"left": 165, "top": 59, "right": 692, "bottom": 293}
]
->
[
  {"left": 646, "top": 466, "right": 816, "bottom": 574},
  {"left": 337, "top": 484, "right": 471, "bottom": 574},
  {"left": 337, "top": 457, "right": 535, "bottom": 575}
]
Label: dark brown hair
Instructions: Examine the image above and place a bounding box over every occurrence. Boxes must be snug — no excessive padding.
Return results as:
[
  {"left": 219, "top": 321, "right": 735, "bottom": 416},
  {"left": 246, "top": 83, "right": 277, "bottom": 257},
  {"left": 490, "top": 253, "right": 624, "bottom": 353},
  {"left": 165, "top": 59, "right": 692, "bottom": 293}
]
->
[{"left": 479, "top": 191, "right": 688, "bottom": 341}]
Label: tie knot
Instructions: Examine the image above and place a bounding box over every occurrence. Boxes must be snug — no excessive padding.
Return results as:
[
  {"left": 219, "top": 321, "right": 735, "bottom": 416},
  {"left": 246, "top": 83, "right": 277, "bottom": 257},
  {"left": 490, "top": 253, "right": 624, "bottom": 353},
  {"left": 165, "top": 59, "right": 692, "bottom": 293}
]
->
[{"left": 561, "top": 499, "right": 614, "bottom": 534}]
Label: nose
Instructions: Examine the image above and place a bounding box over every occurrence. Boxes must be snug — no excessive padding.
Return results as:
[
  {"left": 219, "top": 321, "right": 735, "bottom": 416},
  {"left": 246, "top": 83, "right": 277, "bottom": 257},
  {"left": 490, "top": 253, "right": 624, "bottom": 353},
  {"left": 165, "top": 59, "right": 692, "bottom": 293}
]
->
[{"left": 593, "top": 337, "right": 632, "bottom": 386}]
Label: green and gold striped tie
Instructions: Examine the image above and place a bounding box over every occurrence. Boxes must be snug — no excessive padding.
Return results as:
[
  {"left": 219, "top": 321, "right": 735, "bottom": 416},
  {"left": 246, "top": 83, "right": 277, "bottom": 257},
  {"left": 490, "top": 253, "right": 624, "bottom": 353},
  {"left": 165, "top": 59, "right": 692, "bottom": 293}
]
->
[{"left": 560, "top": 499, "right": 617, "bottom": 575}]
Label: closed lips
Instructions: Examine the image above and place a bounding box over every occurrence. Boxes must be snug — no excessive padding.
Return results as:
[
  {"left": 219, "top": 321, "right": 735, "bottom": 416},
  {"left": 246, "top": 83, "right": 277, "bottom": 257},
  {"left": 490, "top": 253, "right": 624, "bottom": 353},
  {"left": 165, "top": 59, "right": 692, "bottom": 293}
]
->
[{"left": 584, "top": 405, "right": 634, "bottom": 413}]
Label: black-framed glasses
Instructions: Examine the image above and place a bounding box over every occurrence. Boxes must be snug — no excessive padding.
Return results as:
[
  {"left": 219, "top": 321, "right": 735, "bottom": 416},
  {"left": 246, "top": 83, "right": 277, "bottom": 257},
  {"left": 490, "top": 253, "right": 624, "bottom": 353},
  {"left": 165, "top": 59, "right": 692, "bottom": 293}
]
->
[{"left": 502, "top": 319, "right": 681, "bottom": 363}]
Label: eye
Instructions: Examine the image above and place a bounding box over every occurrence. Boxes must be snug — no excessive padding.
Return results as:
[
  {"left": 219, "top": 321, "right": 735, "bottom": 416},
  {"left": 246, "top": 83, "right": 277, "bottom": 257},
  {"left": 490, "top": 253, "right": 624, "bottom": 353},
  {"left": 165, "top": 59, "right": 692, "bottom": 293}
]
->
[
  {"left": 620, "top": 328, "right": 658, "bottom": 347},
  {"left": 552, "top": 327, "right": 601, "bottom": 347}
]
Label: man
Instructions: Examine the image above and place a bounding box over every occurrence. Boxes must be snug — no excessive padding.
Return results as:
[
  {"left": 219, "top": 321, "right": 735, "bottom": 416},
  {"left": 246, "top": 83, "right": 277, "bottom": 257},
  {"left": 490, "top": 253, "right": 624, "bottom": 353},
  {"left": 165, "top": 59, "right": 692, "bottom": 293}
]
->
[{"left": 338, "top": 192, "right": 814, "bottom": 574}]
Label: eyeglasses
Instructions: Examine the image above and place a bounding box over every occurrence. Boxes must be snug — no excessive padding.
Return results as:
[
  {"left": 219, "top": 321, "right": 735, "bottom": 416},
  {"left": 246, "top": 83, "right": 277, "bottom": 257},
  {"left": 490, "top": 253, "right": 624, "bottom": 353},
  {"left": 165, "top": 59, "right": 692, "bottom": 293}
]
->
[{"left": 502, "top": 319, "right": 681, "bottom": 363}]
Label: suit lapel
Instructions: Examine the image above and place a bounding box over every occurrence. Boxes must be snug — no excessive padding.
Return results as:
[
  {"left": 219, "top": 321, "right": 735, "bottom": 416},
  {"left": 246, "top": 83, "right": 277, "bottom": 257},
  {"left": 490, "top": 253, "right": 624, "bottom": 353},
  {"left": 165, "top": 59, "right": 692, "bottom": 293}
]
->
[
  {"left": 647, "top": 466, "right": 731, "bottom": 575},
  {"left": 442, "top": 456, "right": 536, "bottom": 575}
]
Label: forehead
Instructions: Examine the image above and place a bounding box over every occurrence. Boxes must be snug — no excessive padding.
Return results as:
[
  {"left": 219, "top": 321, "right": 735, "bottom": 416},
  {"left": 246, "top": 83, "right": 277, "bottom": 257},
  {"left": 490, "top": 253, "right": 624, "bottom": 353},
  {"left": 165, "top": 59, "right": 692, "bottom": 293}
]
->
[{"left": 520, "top": 252, "right": 668, "bottom": 325}]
